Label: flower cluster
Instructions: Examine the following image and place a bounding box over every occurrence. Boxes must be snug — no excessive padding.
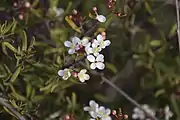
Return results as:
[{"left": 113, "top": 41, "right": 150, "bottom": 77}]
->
[
  {"left": 64, "top": 33, "right": 110, "bottom": 70},
  {"left": 12, "top": 0, "right": 31, "bottom": 20},
  {"left": 132, "top": 104, "right": 173, "bottom": 120},
  {"left": 58, "top": 69, "right": 90, "bottom": 83},
  {"left": 84, "top": 100, "right": 111, "bottom": 120},
  {"left": 58, "top": 7, "right": 110, "bottom": 82}
]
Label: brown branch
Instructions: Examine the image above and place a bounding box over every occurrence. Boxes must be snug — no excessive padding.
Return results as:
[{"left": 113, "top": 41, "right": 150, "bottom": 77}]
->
[
  {"left": 100, "top": 75, "right": 159, "bottom": 120},
  {"left": 176, "top": 0, "right": 180, "bottom": 51},
  {"left": 0, "top": 97, "right": 27, "bottom": 120}
]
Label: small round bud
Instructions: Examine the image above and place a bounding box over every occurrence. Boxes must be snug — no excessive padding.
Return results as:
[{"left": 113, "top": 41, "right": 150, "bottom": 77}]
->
[
  {"left": 25, "top": 2, "right": 31, "bottom": 8},
  {"left": 124, "top": 114, "right": 128, "bottom": 119},
  {"left": 72, "top": 9, "right": 77, "bottom": 15},
  {"left": 108, "top": 5, "right": 112, "bottom": 8},
  {"left": 93, "top": 7, "right": 97, "bottom": 11},
  {"left": 112, "top": 110, "right": 117, "bottom": 115},
  {"left": 72, "top": 71, "right": 78, "bottom": 78},
  {"left": 18, "top": 14, "right": 24, "bottom": 20},
  {"left": 117, "top": 13, "right": 121, "bottom": 17},
  {"left": 69, "top": 15, "right": 73, "bottom": 19},
  {"left": 13, "top": 2, "right": 18, "bottom": 7},
  {"left": 64, "top": 115, "right": 70, "bottom": 120}
]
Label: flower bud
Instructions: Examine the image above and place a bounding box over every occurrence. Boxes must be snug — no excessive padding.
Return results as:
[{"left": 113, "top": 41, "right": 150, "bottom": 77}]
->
[
  {"left": 124, "top": 114, "right": 128, "bottom": 119},
  {"left": 72, "top": 9, "right": 77, "bottom": 15},
  {"left": 93, "top": 7, "right": 97, "bottom": 11},
  {"left": 18, "top": 14, "right": 24, "bottom": 20},
  {"left": 72, "top": 71, "right": 78, "bottom": 78},
  {"left": 112, "top": 110, "right": 117, "bottom": 115},
  {"left": 64, "top": 115, "right": 70, "bottom": 120},
  {"left": 13, "top": 2, "right": 18, "bottom": 7},
  {"left": 25, "top": 2, "right": 31, "bottom": 8}
]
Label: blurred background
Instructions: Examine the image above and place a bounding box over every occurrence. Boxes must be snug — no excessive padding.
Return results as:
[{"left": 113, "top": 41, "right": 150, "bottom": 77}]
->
[{"left": 0, "top": 0, "right": 179, "bottom": 120}]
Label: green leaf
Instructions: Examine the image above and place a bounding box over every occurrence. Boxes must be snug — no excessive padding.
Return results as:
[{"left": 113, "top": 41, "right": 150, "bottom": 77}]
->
[
  {"left": 65, "top": 16, "right": 82, "bottom": 33},
  {"left": 150, "top": 40, "right": 161, "bottom": 47},
  {"left": 2, "top": 42, "right": 18, "bottom": 55},
  {"left": 144, "top": 2, "right": 152, "bottom": 15},
  {"left": 10, "top": 65, "right": 22, "bottom": 83},
  {"left": 3, "top": 20, "right": 17, "bottom": 34},
  {"left": 169, "top": 24, "right": 177, "bottom": 37},
  {"left": 21, "top": 31, "right": 28, "bottom": 52},
  {"left": 72, "top": 93, "right": 76, "bottom": 108},
  {"left": 171, "top": 94, "right": 180, "bottom": 119},
  {"left": 105, "top": 62, "right": 117, "bottom": 73},
  {"left": 10, "top": 85, "right": 26, "bottom": 101},
  {"left": 155, "top": 89, "right": 165, "bottom": 97}
]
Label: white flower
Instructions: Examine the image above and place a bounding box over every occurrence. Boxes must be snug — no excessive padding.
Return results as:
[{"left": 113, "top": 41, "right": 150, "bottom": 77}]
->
[
  {"left": 90, "top": 118, "right": 95, "bottom": 120},
  {"left": 96, "top": 15, "right": 106, "bottom": 23},
  {"left": 52, "top": 7, "right": 64, "bottom": 17},
  {"left": 58, "top": 68, "right": 71, "bottom": 80},
  {"left": 97, "top": 106, "right": 111, "bottom": 120},
  {"left": 132, "top": 104, "right": 155, "bottom": 120},
  {"left": 80, "top": 37, "right": 90, "bottom": 47},
  {"left": 87, "top": 54, "right": 105, "bottom": 70},
  {"left": 64, "top": 37, "right": 81, "bottom": 54},
  {"left": 84, "top": 100, "right": 99, "bottom": 118},
  {"left": 95, "top": 34, "right": 111, "bottom": 49},
  {"left": 164, "top": 106, "right": 173, "bottom": 120},
  {"left": 77, "top": 69, "right": 90, "bottom": 82},
  {"left": 85, "top": 40, "right": 101, "bottom": 56}
]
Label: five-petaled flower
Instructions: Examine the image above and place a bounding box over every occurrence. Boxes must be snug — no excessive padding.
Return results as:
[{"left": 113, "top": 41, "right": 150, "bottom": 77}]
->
[
  {"left": 78, "top": 69, "right": 90, "bottom": 82},
  {"left": 58, "top": 68, "right": 71, "bottom": 80},
  {"left": 64, "top": 37, "right": 81, "bottom": 54},
  {"left": 87, "top": 54, "right": 105, "bottom": 70},
  {"left": 84, "top": 100, "right": 112, "bottom": 120},
  {"left": 85, "top": 40, "right": 101, "bottom": 56},
  {"left": 95, "top": 34, "right": 111, "bottom": 49},
  {"left": 97, "top": 106, "right": 111, "bottom": 120},
  {"left": 84, "top": 100, "right": 99, "bottom": 119}
]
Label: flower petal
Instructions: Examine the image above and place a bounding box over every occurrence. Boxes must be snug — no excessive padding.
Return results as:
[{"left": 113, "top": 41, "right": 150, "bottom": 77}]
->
[
  {"left": 84, "top": 74, "right": 90, "bottom": 80},
  {"left": 79, "top": 77, "right": 85, "bottom": 83},
  {"left": 90, "top": 111, "right": 98, "bottom": 118},
  {"left": 89, "top": 100, "right": 98, "bottom": 109},
  {"left": 72, "top": 37, "right": 80, "bottom": 44},
  {"left": 68, "top": 49, "right": 75, "bottom": 54},
  {"left": 97, "top": 34, "right": 104, "bottom": 41},
  {"left": 64, "top": 41, "right": 72, "bottom": 47},
  {"left": 86, "top": 47, "right": 93, "bottom": 54},
  {"left": 96, "top": 15, "right": 106, "bottom": 23},
  {"left": 87, "top": 55, "right": 95, "bottom": 62},
  {"left": 82, "top": 38, "right": 89, "bottom": 46},
  {"left": 96, "top": 62, "right": 105, "bottom": 70},
  {"left": 80, "top": 69, "right": 87, "bottom": 74},
  {"left": 102, "top": 116, "right": 112, "bottom": 120},
  {"left": 105, "top": 108, "right": 111, "bottom": 115},
  {"left": 98, "top": 106, "right": 105, "bottom": 112},
  {"left": 92, "top": 40, "right": 99, "bottom": 48},
  {"left": 58, "top": 70, "right": 64, "bottom": 76},
  {"left": 62, "top": 75, "right": 69, "bottom": 80},
  {"left": 132, "top": 114, "right": 138, "bottom": 119},
  {"left": 104, "top": 40, "right": 111, "bottom": 46},
  {"left": 90, "top": 63, "right": 96, "bottom": 69},
  {"left": 84, "top": 107, "right": 91, "bottom": 111},
  {"left": 96, "top": 54, "right": 104, "bottom": 62}
]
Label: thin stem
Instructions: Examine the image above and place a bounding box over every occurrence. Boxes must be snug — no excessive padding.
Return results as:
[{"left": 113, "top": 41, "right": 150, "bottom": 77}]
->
[
  {"left": 176, "top": 0, "right": 180, "bottom": 51},
  {"left": 0, "top": 97, "right": 27, "bottom": 120},
  {"left": 100, "top": 76, "right": 159, "bottom": 120}
]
